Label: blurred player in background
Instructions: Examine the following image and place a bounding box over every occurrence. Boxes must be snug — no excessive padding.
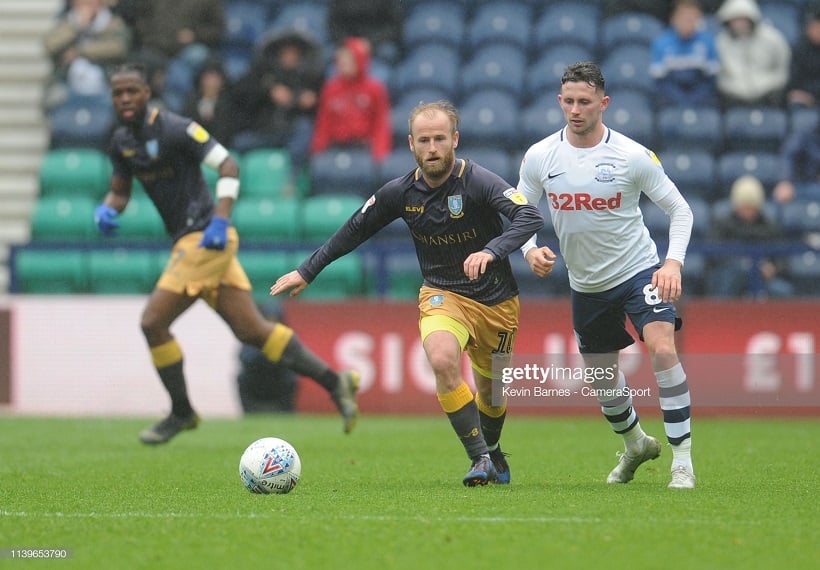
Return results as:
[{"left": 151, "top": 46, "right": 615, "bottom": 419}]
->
[
  {"left": 518, "top": 62, "right": 697, "bottom": 489},
  {"left": 95, "top": 64, "right": 359, "bottom": 444},
  {"left": 271, "top": 101, "right": 544, "bottom": 486}
]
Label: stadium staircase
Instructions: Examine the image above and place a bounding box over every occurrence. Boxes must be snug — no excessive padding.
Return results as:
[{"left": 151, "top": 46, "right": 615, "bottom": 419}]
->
[{"left": 0, "top": 0, "right": 61, "bottom": 293}]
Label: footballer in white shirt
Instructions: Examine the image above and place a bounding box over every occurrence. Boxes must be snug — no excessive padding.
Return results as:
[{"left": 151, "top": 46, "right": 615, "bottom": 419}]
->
[{"left": 517, "top": 62, "right": 696, "bottom": 490}]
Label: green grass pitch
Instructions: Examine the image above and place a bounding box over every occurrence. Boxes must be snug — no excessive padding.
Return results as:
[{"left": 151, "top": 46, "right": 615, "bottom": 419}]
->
[{"left": 1, "top": 414, "right": 817, "bottom": 569}]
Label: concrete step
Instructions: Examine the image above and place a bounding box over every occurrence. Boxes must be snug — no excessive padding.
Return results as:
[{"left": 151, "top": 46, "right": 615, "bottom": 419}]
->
[
  {"left": 0, "top": 198, "right": 36, "bottom": 221},
  {"left": 0, "top": 154, "right": 42, "bottom": 175},
  {"left": 0, "top": 61, "right": 51, "bottom": 82},
  {"left": 0, "top": 39, "right": 47, "bottom": 59},
  {"left": 0, "top": 174, "right": 39, "bottom": 199},
  {"left": 0, "top": 219, "right": 31, "bottom": 245},
  {"left": 0, "top": 127, "right": 49, "bottom": 150},
  {"left": 0, "top": 0, "right": 62, "bottom": 16},
  {"left": 0, "top": 83, "right": 44, "bottom": 105},
  {"left": 0, "top": 106, "right": 46, "bottom": 127}
]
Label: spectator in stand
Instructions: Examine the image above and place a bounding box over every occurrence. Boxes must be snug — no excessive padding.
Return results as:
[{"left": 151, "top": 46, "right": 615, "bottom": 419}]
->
[
  {"left": 310, "top": 37, "right": 393, "bottom": 164},
  {"left": 182, "top": 58, "right": 235, "bottom": 146},
  {"left": 785, "top": 2, "right": 820, "bottom": 108},
  {"left": 128, "top": 0, "right": 225, "bottom": 109},
  {"left": 327, "top": 0, "right": 403, "bottom": 64},
  {"left": 231, "top": 29, "right": 325, "bottom": 180},
  {"left": 773, "top": 117, "right": 820, "bottom": 203},
  {"left": 650, "top": 0, "right": 720, "bottom": 109},
  {"left": 715, "top": 0, "right": 791, "bottom": 108},
  {"left": 44, "top": 0, "right": 131, "bottom": 109},
  {"left": 707, "top": 175, "right": 794, "bottom": 298}
]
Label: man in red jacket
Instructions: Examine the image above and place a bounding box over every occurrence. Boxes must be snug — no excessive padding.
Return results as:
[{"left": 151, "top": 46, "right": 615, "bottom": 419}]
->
[{"left": 310, "top": 37, "right": 393, "bottom": 163}]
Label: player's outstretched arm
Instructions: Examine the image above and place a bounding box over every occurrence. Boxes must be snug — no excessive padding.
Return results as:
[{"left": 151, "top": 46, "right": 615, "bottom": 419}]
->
[{"left": 270, "top": 270, "right": 309, "bottom": 298}]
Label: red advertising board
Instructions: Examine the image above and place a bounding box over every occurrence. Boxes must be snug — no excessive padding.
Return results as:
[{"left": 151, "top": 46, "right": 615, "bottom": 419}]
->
[{"left": 284, "top": 300, "right": 820, "bottom": 416}]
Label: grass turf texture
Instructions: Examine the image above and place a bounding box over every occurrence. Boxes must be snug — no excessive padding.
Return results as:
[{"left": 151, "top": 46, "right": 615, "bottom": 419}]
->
[{"left": 0, "top": 415, "right": 817, "bottom": 569}]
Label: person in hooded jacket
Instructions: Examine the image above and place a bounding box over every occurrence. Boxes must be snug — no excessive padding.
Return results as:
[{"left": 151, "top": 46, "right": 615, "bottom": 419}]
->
[
  {"left": 230, "top": 29, "right": 325, "bottom": 176},
  {"left": 310, "top": 37, "right": 393, "bottom": 165},
  {"left": 714, "top": 0, "right": 791, "bottom": 108}
]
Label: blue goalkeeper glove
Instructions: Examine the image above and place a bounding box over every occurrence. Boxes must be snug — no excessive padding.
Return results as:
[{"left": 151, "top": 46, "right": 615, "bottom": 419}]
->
[
  {"left": 94, "top": 204, "right": 119, "bottom": 236},
  {"left": 198, "top": 216, "right": 229, "bottom": 250}
]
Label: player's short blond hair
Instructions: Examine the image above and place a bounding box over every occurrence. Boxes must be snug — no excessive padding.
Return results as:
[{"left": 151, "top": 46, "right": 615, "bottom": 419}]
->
[{"left": 408, "top": 100, "right": 459, "bottom": 136}]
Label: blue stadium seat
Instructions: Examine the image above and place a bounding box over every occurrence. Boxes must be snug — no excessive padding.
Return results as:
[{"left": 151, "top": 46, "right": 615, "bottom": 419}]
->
[
  {"left": 531, "top": 2, "right": 601, "bottom": 55},
  {"left": 383, "top": 250, "right": 423, "bottom": 300},
  {"left": 642, "top": 196, "right": 710, "bottom": 240},
  {"left": 267, "top": 4, "right": 328, "bottom": 47},
  {"left": 787, "top": 251, "right": 820, "bottom": 296},
  {"left": 457, "top": 90, "right": 520, "bottom": 148},
  {"left": 606, "top": 90, "right": 655, "bottom": 148},
  {"left": 464, "top": 2, "right": 533, "bottom": 52},
  {"left": 657, "top": 149, "right": 717, "bottom": 200},
  {"left": 390, "top": 45, "right": 460, "bottom": 100},
  {"left": 601, "top": 44, "right": 655, "bottom": 98},
  {"left": 402, "top": 1, "right": 466, "bottom": 50},
  {"left": 600, "top": 11, "right": 665, "bottom": 51},
  {"left": 680, "top": 252, "right": 706, "bottom": 296},
  {"left": 309, "top": 147, "right": 379, "bottom": 197},
  {"left": 723, "top": 106, "right": 789, "bottom": 153},
  {"left": 509, "top": 250, "right": 570, "bottom": 298},
  {"left": 520, "top": 94, "right": 568, "bottom": 148},
  {"left": 717, "top": 151, "right": 783, "bottom": 194},
  {"left": 789, "top": 106, "right": 819, "bottom": 134},
  {"left": 780, "top": 199, "right": 820, "bottom": 237},
  {"left": 655, "top": 106, "right": 723, "bottom": 153},
  {"left": 224, "top": 1, "right": 269, "bottom": 48},
  {"left": 48, "top": 94, "right": 113, "bottom": 150},
  {"left": 378, "top": 148, "right": 416, "bottom": 186},
  {"left": 459, "top": 44, "right": 527, "bottom": 101},
  {"left": 220, "top": 45, "right": 253, "bottom": 82},
  {"left": 389, "top": 87, "right": 451, "bottom": 146},
  {"left": 760, "top": 2, "right": 801, "bottom": 45},
  {"left": 458, "top": 147, "right": 515, "bottom": 186},
  {"left": 526, "top": 45, "right": 596, "bottom": 104}
]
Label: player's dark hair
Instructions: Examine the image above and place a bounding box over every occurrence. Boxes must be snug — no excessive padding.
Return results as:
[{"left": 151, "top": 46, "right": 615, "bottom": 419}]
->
[
  {"left": 109, "top": 62, "right": 149, "bottom": 84},
  {"left": 408, "top": 100, "right": 460, "bottom": 135},
  {"left": 561, "top": 62, "right": 606, "bottom": 93}
]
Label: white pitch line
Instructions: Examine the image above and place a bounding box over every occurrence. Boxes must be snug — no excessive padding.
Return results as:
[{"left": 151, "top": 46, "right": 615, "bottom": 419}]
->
[
  {"left": 0, "top": 510, "right": 763, "bottom": 526},
  {"left": 0, "top": 510, "right": 599, "bottom": 523}
]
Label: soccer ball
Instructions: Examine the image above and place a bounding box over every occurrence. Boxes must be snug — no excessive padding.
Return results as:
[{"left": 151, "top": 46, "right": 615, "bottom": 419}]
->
[{"left": 239, "top": 437, "right": 301, "bottom": 494}]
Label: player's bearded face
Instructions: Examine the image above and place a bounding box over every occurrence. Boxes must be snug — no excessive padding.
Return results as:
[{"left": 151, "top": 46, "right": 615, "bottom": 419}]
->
[
  {"left": 413, "top": 138, "right": 455, "bottom": 180},
  {"left": 410, "top": 111, "right": 458, "bottom": 182}
]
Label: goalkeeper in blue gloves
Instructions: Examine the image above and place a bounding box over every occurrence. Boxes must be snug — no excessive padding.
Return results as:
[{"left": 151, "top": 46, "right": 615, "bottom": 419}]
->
[{"left": 96, "top": 64, "right": 360, "bottom": 444}]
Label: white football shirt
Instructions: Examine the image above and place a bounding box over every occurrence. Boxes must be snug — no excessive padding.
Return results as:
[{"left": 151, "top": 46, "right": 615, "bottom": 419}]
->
[{"left": 518, "top": 126, "right": 693, "bottom": 293}]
